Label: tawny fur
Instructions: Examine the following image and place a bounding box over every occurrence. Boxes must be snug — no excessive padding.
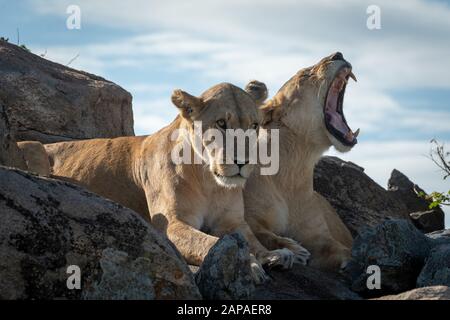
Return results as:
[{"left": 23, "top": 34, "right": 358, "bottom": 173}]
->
[
  {"left": 44, "top": 82, "right": 304, "bottom": 282},
  {"left": 17, "top": 141, "right": 51, "bottom": 176},
  {"left": 244, "top": 53, "right": 354, "bottom": 271}
]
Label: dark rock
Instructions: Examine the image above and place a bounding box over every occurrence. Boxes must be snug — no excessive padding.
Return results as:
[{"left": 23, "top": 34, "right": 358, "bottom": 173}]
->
[
  {"left": 252, "top": 265, "right": 361, "bottom": 300},
  {"left": 388, "top": 169, "right": 445, "bottom": 232},
  {"left": 410, "top": 210, "right": 445, "bottom": 233},
  {"left": 346, "top": 219, "right": 431, "bottom": 296},
  {"left": 195, "top": 233, "right": 255, "bottom": 300},
  {"left": 0, "top": 41, "right": 134, "bottom": 144},
  {"left": 0, "top": 166, "right": 200, "bottom": 299},
  {"left": 417, "top": 244, "right": 450, "bottom": 287},
  {"left": 0, "top": 100, "right": 26, "bottom": 169},
  {"left": 374, "top": 286, "right": 450, "bottom": 300},
  {"left": 314, "top": 156, "right": 410, "bottom": 236}
]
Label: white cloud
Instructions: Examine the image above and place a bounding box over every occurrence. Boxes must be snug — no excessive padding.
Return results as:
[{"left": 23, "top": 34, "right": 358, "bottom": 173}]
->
[
  {"left": 29, "top": 0, "right": 450, "bottom": 88},
  {"left": 133, "top": 98, "right": 177, "bottom": 134}
]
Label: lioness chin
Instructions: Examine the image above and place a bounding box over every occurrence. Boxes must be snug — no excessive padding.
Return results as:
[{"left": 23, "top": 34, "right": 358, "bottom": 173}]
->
[
  {"left": 45, "top": 82, "right": 308, "bottom": 283},
  {"left": 244, "top": 52, "right": 356, "bottom": 271}
]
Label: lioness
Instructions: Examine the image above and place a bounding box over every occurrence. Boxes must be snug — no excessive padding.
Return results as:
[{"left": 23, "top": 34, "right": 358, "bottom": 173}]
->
[
  {"left": 45, "top": 82, "right": 310, "bottom": 282},
  {"left": 244, "top": 52, "right": 356, "bottom": 271}
]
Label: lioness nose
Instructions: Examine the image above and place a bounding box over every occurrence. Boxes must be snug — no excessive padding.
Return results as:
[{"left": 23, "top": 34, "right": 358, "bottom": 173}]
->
[
  {"left": 235, "top": 160, "right": 249, "bottom": 169},
  {"left": 330, "top": 52, "right": 344, "bottom": 61}
]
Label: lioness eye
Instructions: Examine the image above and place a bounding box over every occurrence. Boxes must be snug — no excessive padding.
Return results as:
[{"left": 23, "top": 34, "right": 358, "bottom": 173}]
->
[
  {"left": 251, "top": 123, "right": 259, "bottom": 130},
  {"left": 216, "top": 119, "right": 226, "bottom": 129}
]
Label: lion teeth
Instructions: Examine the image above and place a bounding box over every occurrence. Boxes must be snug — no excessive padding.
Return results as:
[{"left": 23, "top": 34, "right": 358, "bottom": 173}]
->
[
  {"left": 349, "top": 72, "right": 357, "bottom": 82},
  {"left": 354, "top": 128, "right": 360, "bottom": 137}
]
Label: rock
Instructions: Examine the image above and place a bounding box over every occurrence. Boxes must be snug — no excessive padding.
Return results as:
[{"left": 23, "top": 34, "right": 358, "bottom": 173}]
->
[
  {"left": 0, "top": 166, "right": 200, "bottom": 300},
  {"left": 314, "top": 156, "right": 410, "bottom": 236},
  {"left": 417, "top": 244, "right": 450, "bottom": 287},
  {"left": 0, "top": 41, "right": 134, "bottom": 144},
  {"left": 410, "top": 210, "right": 445, "bottom": 234},
  {"left": 0, "top": 100, "right": 26, "bottom": 169},
  {"left": 388, "top": 169, "right": 445, "bottom": 232},
  {"left": 427, "top": 229, "right": 450, "bottom": 245},
  {"left": 345, "top": 219, "right": 431, "bottom": 296},
  {"left": 195, "top": 233, "right": 254, "bottom": 300},
  {"left": 252, "top": 265, "right": 361, "bottom": 300},
  {"left": 374, "top": 286, "right": 450, "bottom": 300}
]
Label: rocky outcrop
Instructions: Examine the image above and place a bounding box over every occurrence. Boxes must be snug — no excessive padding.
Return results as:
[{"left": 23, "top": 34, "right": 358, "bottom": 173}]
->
[
  {"left": 195, "top": 233, "right": 255, "bottom": 300},
  {"left": 0, "top": 166, "right": 200, "bottom": 300},
  {"left": 346, "top": 219, "right": 431, "bottom": 296},
  {"left": 0, "top": 100, "right": 26, "bottom": 169},
  {"left": 388, "top": 169, "right": 445, "bottom": 233},
  {"left": 417, "top": 244, "right": 450, "bottom": 287},
  {"left": 374, "top": 286, "right": 450, "bottom": 300},
  {"left": 253, "top": 265, "right": 361, "bottom": 300},
  {"left": 0, "top": 41, "right": 134, "bottom": 143},
  {"left": 314, "top": 157, "right": 410, "bottom": 236}
]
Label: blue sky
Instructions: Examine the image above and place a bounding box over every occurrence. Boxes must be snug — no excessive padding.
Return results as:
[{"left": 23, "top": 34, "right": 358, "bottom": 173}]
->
[{"left": 1, "top": 0, "right": 449, "bottom": 226}]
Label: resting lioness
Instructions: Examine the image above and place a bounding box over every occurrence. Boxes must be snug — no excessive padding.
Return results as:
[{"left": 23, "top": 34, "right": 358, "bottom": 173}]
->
[
  {"left": 244, "top": 52, "right": 356, "bottom": 271},
  {"left": 45, "top": 82, "right": 309, "bottom": 283}
]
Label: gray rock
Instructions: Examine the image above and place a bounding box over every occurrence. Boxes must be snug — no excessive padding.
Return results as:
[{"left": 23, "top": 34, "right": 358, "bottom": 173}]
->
[
  {"left": 195, "top": 233, "right": 255, "bottom": 300},
  {"left": 374, "top": 286, "right": 450, "bottom": 300},
  {"left": 346, "top": 219, "right": 431, "bottom": 296},
  {"left": 427, "top": 229, "right": 450, "bottom": 245},
  {"left": 417, "top": 244, "right": 450, "bottom": 287},
  {"left": 388, "top": 169, "right": 445, "bottom": 233},
  {"left": 0, "top": 41, "right": 134, "bottom": 144},
  {"left": 0, "top": 166, "right": 200, "bottom": 300},
  {"left": 252, "top": 265, "right": 361, "bottom": 300},
  {"left": 314, "top": 156, "right": 410, "bottom": 236},
  {"left": 0, "top": 100, "right": 26, "bottom": 169}
]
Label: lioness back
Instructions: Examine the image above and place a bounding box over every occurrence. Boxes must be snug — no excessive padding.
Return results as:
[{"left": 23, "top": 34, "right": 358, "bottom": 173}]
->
[{"left": 45, "top": 136, "right": 148, "bottom": 217}]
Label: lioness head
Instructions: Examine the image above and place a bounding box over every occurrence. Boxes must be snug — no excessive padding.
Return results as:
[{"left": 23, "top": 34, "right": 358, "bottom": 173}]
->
[
  {"left": 171, "top": 82, "right": 266, "bottom": 188},
  {"left": 261, "top": 52, "right": 358, "bottom": 153}
]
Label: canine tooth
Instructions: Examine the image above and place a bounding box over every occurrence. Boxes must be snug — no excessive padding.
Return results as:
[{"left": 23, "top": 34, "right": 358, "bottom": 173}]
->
[
  {"left": 349, "top": 71, "right": 357, "bottom": 82},
  {"left": 354, "top": 128, "right": 360, "bottom": 137}
]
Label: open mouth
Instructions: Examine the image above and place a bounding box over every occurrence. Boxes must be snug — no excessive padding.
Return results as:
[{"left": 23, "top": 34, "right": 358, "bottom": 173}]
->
[{"left": 324, "top": 65, "right": 359, "bottom": 147}]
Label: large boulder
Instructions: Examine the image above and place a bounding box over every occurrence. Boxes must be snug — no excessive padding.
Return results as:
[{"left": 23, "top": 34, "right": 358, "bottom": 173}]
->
[
  {"left": 314, "top": 156, "right": 410, "bottom": 236},
  {"left": 388, "top": 169, "right": 445, "bottom": 233},
  {"left": 0, "top": 100, "right": 26, "bottom": 169},
  {"left": 345, "top": 219, "right": 431, "bottom": 296},
  {"left": 0, "top": 166, "right": 200, "bottom": 299},
  {"left": 417, "top": 244, "right": 450, "bottom": 288},
  {"left": 195, "top": 233, "right": 255, "bottom": 300},
  {"left": 252, "top": 265, "right": 361, "bottom": 300},
  {"left": 374, "top": 286, "right": 450, "bottom": 300},
  {"left": 0, "top": 41, "right": 134, "bottom": 144}
]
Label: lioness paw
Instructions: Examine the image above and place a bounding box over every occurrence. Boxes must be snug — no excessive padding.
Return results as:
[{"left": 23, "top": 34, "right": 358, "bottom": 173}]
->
[
  {"left": 250, "top": 254, "right": 269, "bottom": 284},
  {"left": 262, "top": 248, "right": 296, "bottom": 269},
  {"left": 276, "top": 237, "right": 311, "bottom": 266}
]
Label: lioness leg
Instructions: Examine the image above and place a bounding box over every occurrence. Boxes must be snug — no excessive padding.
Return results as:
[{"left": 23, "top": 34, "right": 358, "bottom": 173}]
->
[
  {"left": 248, "top": 220, "right": 310, "bottom": 266},
  {"left": 161, "top": 217, "right": 219, "bottom": 266},
  {"left": 288, "top": 193, "right": 352, "bottom": 271}
]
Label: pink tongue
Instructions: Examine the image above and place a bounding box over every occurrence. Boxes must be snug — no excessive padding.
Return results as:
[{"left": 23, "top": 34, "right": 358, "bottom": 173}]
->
[{"left": 326, "top": 86, "right": 351, "bottom": 138}]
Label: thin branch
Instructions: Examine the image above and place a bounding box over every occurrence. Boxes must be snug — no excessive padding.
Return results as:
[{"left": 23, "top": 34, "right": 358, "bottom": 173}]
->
[{"left": 66, "top": 53, "right": 80, "bottom": 66}]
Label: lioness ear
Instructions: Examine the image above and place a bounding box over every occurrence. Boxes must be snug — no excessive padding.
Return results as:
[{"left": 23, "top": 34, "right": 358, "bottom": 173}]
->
[
  {"left": 260, "top": 99, "right": 283, "bottom": 125},
  {"left": 245, "top": 80, "right": 268, "bottom": 106},
  {"left": 171, "top": 89, "right": 205, "bottom": 120}
]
